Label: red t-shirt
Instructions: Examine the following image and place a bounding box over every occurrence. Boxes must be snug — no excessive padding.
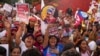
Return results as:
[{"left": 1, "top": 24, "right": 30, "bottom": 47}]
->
[{"left": 34, "top": 42, "right": 44, "bottom": 56}]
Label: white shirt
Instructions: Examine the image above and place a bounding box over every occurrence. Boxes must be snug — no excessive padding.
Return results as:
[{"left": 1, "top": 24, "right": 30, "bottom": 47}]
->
[{"left": 19, "top": 41, "right": 36, "bottom": 53}]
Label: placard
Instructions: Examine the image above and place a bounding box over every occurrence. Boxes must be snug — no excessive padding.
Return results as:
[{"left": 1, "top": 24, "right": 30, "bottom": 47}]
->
[
  {"left": 16, "top": 3, "right": 29, "bottom": 24},
  {"left": 3, "top": 3, "right": 12, "bottom": 13}
]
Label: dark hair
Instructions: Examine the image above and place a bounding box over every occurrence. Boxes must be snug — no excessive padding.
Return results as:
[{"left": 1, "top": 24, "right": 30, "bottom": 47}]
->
[
  {"left": 62, "top": 35, "right": 69, "bottom": 38},
  {"left": 66, "top": 8, "right": 73, "bottom": 16},
  {"left": 76, "top": 39, "right": 88, "bottom": 52},
  {"left": 60, "top": 42, "right": 74, "bottom": 56},
  {"left": 62, "top": 42, "right": 74, "bottom": 52},
  {"left": 22, "top": 48, "right": 42, "bottom": 56},
  {"left": 49, "top": 35, "right": 59, "bottom": 46},
  {"left": 54, "top": 8, "right": 58, "bottom": 18},
  {"left": 0, "top": 46, "right": 6, "bottom": 56},
  {"left": 22, "top": 33, "right": 35, "bottom": 42},
  {"left": 61, "top": 49, "right": 80, "bottom": 56},
  {"left": 94, "top": 47, "right": 100, "bottom": 56},
  {"left": 10, "top": 46, "right": 21, "bottom": 53}
]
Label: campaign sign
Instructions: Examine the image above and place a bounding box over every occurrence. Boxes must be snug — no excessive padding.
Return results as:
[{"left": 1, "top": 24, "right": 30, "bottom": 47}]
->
[
  {"left": 16, "top": 3, "right": 29, "bottom": 24},
  {"left": 3, "top": 3, "right": 12, "bottom": 13}
]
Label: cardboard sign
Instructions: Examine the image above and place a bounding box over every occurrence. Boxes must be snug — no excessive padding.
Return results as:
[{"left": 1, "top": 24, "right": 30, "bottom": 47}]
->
[
  {"left": 3, "top": 3, "right": 12, "bottom": 13},
  {"left": 16, "top": 3, "right": 29, "bottom": 24}
]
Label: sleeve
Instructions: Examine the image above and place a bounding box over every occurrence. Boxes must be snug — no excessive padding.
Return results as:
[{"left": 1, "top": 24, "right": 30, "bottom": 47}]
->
[
  {"left": 43, "top": 46, "right": 48, "bottom": 56},
  {"left": 58, "top": 44, "right": 64, "bottom": 52}
]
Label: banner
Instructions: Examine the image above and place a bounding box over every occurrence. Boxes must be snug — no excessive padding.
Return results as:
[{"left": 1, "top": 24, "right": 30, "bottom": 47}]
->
[{"left": 16, "top": 3, "right": 29, "bottom": 24}]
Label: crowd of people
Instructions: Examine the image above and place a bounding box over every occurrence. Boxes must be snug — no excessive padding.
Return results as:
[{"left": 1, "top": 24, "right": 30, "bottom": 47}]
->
[{"left": 0, "top": 0, "right": 100, "bottom": 56}]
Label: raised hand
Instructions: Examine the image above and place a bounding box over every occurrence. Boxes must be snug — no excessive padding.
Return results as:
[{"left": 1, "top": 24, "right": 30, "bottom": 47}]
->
[
  {"left": 4, "top": 19, "right": 11, "bottom": 29},
  {"left": 19, "top": 22, "right": 25, "bottom": 27}
]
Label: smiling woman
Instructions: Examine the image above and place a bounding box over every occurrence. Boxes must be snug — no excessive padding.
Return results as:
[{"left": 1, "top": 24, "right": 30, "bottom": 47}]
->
[{"left": 43, "top": 35, "right": 63, "bottom": 56}]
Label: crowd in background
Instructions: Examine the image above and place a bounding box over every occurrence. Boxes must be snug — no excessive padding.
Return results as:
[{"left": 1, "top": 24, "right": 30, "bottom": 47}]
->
[{"left": 0, "top": 1, "right": 100, "bottom": 56}]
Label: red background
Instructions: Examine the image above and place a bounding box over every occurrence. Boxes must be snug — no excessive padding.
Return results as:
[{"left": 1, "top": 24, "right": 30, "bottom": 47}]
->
[
  {"left": 35, "top": 0, "right": 92, "bottom": 13},
  {"left": 57, "top": 0, "right": 91, "bottom": 12}
]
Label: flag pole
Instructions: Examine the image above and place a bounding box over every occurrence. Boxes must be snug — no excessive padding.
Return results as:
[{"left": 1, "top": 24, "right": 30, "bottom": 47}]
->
[{"left": 41, "top": 0, "right": 45, "bottom": 9}]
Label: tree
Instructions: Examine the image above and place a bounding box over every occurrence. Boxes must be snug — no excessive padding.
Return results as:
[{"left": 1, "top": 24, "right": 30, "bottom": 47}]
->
[
  {"left": 0, "top": 0, "right": 18, "bottom": 5},
  {"left": 25, "top": 0, "right": 40, "bottom": 4}
]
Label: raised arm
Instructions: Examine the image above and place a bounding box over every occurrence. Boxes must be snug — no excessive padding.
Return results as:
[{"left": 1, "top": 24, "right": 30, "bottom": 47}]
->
[
  {"left": 42, "top": 24, "right": 51, "bottom": 48},
  {"left": 15, "top": 22, "right": 25, "bottom": 45},
  {"left": 3, "top": 18, "right": 11, "bottom": 44}
]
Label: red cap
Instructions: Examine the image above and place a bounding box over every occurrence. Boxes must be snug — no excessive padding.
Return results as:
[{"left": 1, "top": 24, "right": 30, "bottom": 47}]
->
[
  {"left": 29, "top": 17, "right": 37, "bottom": 22},
  {"left": 34, "top": 31, "right": 42, "bottom": 38}
]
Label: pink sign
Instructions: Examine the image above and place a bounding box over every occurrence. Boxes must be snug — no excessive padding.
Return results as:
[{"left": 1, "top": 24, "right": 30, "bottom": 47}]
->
[{"left": 16, "top": 3, "right": 29, "bottom": 24}]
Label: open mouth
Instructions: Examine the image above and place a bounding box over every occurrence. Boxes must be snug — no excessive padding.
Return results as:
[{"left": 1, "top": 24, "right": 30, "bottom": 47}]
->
[
  {"left": 27, "top": 41, "right": 31, "bottom": 43},
  {"left": 51, "top": 41, "right": 56, "bottom": 44}
]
